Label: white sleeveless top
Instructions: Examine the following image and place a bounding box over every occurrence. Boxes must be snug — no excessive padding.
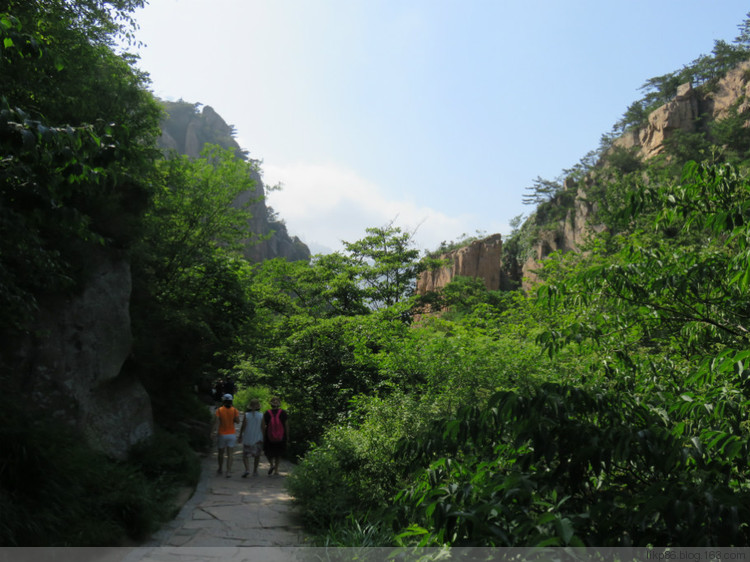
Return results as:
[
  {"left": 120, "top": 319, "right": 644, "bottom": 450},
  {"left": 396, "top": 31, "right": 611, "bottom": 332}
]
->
[{"left": 241, "top": 411, "right": 264, "bottom": 444}]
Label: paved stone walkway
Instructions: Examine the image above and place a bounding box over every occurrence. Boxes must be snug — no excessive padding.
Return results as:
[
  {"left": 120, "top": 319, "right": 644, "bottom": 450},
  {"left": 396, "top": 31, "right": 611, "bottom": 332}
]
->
[{"left": 122, "top": 445, "right": 309, "bottom": 561}]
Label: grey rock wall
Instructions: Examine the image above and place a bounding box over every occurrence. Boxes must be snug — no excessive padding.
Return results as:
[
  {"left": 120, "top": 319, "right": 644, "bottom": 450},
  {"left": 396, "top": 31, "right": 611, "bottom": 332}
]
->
[{"left": 18, "top": 249, "right": 152, "bottom": 459}]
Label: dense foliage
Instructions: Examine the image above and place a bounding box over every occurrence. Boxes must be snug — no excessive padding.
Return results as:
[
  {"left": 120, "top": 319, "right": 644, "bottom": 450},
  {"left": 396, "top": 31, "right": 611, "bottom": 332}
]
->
[
  {"left": 284, "top": 164, "right": 750, "bottom": 548},
  {"left": 0, "top": 0, "right": 161, "bottom": 338}
]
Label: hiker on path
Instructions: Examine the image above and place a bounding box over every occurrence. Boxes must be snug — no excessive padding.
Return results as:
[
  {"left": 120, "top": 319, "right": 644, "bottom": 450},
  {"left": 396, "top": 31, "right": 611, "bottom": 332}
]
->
[
  {"left": 221, "top": 378, "right": 237, "bottom": 396},
  {"left": 212, "top": 379, "right": 224, "bottom": 403},
  {"left": 238, "top": 398, "right": 264, "bottom": 477},
  {"left": 214, "top": 394, "right": 240, "bottom": 477},
  {"left": 262, "top": 396, "right": 289, "bottom": 476}
]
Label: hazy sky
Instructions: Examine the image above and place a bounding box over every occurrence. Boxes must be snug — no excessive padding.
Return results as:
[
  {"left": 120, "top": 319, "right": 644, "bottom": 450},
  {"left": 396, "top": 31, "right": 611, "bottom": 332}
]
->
[{"left": 129, "top": 1, "right": 750, "bottom": 254}]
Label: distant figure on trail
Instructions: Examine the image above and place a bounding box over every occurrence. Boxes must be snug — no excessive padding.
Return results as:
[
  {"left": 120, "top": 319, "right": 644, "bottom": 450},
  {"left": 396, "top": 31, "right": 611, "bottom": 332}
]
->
[
  {"left": 212, "top": 379, "right": 224, "bottom": 403},
  {"left": 221, "top": 378, "right": 237, "bottom": 397},
  {"left": 238, "top": 398, "right": 264, "bottom": 477},
  {"left": 214, "top": 394, "right": 240, "bottom": 478},
  {"left": 262, "top": 396, "right": 289, "bottom": 476}
]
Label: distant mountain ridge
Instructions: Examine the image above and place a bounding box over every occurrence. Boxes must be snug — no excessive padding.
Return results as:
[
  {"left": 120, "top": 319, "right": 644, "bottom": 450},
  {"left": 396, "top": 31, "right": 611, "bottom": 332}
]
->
[{"left": 157, "top": 100, "right": 310, "bottom": 263}]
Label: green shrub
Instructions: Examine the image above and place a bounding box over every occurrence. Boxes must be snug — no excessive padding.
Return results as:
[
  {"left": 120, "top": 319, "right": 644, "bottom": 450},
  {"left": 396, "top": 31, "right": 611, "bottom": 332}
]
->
[
  {"left": 391, "top": 383, "right": 750, "bottom": 546},
  {"left": 287, "top": 392, "right": 440, "bottom": 533},
  {"left": 232, "top": 385, "right": 278, "bottom": 413},
  {"left": 321, "top": 512, "right": 394, "bottom": 547}
]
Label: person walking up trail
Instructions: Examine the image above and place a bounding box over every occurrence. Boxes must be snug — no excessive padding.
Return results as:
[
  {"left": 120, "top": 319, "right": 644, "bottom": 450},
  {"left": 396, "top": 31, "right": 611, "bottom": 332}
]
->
[
  {"left": 262, "top": 396, "right": 289, "bottom": 476},
  {"left": 238, "top": 398, "right": 264, "bottom": 477},
  {"left": 214, "top": 394, "right": 240, "bottom": 477}
]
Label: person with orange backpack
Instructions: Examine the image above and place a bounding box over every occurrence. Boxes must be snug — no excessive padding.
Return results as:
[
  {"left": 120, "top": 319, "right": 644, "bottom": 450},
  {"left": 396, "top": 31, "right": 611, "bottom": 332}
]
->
[{"left": 261, "top": 396, "right": 289, "bottom": 476}]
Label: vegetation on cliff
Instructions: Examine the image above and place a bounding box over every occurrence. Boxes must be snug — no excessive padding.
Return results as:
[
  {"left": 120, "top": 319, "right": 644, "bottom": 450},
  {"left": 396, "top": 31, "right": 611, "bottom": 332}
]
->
[
  {"left": 507, "top": 19, "right": 750, "bottom": 275},
  {"left": 0, "top": 0, "right": 201, "bottom": 545},
  {"left": 0, "top": 0, "right": 247, "bottom": 545}
]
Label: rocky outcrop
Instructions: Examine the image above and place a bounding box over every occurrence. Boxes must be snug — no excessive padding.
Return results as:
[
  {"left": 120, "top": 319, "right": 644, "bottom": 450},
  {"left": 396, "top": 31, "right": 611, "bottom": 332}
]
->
[
  {"left": 14, "top": 249, "right": 152, "bottom": 459},
  {"left": 159, "top": 101, "right": 310, "bottom": 263},
  {"left": 611, "top": 61, "right": 750, "bottom": 160},
  {"left": 619, "top": 83, "right": 701, "bottom": 159},
  {"left": 520, "top": 61, "right": 750, "bottom": 289},
  {"left": 704, "top": 60, "right": 750, "bottom": 120},
  {"left": 417, "top": 234, "right": 504, "bottom": 294},
  {"left": 231, "top": 166, "right": 311, "bottom": 263},
  {"left": 521, "top": 182, "right": 606, "bottom": 289}
]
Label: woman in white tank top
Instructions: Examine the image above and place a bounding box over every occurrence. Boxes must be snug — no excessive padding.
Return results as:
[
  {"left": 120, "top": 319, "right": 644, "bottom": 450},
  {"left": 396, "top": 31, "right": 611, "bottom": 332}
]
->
[{"left": 238, "top": 398, "right": 265, "bottom": 477}]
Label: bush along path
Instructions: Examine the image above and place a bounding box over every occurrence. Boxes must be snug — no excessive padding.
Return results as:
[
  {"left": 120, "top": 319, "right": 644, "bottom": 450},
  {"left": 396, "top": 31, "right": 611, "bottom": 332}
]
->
[{"left": 133, "top": 441, "right": 307, "bottom": 550}]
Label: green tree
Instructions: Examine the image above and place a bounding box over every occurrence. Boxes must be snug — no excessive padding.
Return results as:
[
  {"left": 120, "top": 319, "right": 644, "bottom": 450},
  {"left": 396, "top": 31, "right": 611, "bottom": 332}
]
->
[
  {"left": 0, "top": 0, "right": 161, "bottom": 339},
  {"left": 733, "top": 12, "right": 750, "bottom": 51},
  {"left": 343, "top": 222, "right": 423, "bottom": 310},
  {"left": 250, "top": 253, "right": 368, "bottom": 320},
  {"left": 0, "top": 0, "right": 201, "bottom": 546},
  {"left": 522, "top": 176, "right": 562, "bottom": 206},
  {"left": 255, "top": 314, "right": 388, "bottom": 451},
  {"left": 128, "top": 144, "right": 259, "bottom": 429},
  {"left": 709, "top": 102, "right": 750, "bottom": 165},
  {"left": 616, "top": 99, "right": 649, "bottom": 131},
  {"left": 134, "top": 144, "right": 257, "bottom": 296}
]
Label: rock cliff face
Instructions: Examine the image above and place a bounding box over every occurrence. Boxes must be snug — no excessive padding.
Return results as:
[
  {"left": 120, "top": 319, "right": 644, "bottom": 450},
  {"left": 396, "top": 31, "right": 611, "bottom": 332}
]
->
[
  {"left": 706, "top": 60, "right": 750, "bottom": 119},
  {"left": 158, "top": 102, "right": 310, "bottom": 263},
  {"left": 13, "top": 248, "right": 152, "bottom": 459},
  {"left": 613, "top": 82, "right": 701, "bottom": 160},
  {"left": 612, "top": 60, "right": 750, "bottom": 160},
  {"left": 520, "top": 182, "right": 607, "bottom": 288},
  {"left": 417, "top": 234, "right": 504, "bottom": 294},
  {"left": 520, "top": 61, "right": 750, "bottom": 288}
]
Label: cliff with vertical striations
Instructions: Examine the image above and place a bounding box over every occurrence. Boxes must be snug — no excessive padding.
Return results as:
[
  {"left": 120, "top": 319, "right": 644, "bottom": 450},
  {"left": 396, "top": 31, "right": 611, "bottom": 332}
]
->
[{"left": 417, "top": 234, "right": 504, "bottom": 294}]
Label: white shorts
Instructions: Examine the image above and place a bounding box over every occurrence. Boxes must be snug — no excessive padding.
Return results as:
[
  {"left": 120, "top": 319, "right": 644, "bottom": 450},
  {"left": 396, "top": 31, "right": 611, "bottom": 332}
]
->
[{"left": 217, "top": 434, "right": 237, "bottom": 449}]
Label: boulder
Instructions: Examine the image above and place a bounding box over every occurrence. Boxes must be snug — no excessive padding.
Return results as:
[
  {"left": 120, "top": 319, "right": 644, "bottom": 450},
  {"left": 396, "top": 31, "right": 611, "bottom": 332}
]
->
[{"left": 18, "top": 249, "right": 153, "bottom": 459}]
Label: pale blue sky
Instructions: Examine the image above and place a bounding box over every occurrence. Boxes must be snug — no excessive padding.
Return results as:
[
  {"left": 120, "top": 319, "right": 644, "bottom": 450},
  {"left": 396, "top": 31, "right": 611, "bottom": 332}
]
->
[{"left": 130, "top": 1, "right": 750, "bottom": 254}]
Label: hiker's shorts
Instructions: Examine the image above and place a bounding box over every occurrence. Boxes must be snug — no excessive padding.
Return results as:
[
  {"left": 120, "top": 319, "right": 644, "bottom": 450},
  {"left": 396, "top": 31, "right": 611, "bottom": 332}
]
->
[
  {"left": 243, "top": 442, "right": 263, "bottom": 458},
  {"left": 217, "top": 434, "right": 236, "bottom": 449}
]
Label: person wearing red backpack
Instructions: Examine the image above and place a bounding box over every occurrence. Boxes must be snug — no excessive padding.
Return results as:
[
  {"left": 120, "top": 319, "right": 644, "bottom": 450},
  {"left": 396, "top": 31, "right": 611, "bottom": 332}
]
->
[{"left": 262, "top": 396, "right": 289, "bottom": 476}]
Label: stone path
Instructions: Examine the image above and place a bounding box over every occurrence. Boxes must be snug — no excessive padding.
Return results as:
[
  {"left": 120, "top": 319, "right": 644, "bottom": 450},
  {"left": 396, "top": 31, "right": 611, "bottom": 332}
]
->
[{"left": 122, "top": 445, "right": 309, "bottom": 561}]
